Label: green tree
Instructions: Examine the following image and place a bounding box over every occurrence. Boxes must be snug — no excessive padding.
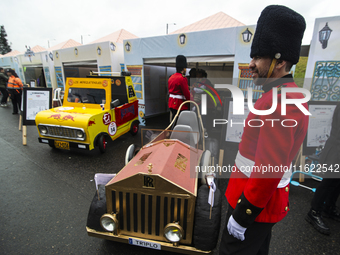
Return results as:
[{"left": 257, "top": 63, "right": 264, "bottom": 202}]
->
[
  {"left": 294, "top": 56, "right": 308, "bottom": 88},
  {"left": 0, "top": 25, "right": 12, "bottom": 55}
]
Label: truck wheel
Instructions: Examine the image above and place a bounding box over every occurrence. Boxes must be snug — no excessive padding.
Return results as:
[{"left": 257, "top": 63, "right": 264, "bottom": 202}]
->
[
  {"left": 130, "top": 120, "right": 139, "bottom": 136},
  {"left": 193, "top": 185, "right": 222, "bottom": 251},
  {"left": 98, "top": 135, "right": 107, "bottom": 153},
  {"left": 125, "top": 144, "right": 140, "bottom": 165}
]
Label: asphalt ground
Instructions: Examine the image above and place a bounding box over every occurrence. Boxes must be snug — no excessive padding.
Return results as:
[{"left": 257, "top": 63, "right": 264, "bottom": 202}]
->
[{"left": 0, "top": 103, "right": 339, "bottom": 255}]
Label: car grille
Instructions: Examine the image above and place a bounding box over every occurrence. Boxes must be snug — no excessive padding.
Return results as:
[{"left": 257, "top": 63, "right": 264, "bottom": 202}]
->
[
  {"left": 47, "top": 126, "right": 77, "bottom": 138},
  {"left": 112, "top": 190, "right": 193, "bottom": 244}
]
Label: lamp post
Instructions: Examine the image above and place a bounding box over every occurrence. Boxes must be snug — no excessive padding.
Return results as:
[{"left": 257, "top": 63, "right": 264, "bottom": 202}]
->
[
  {"left": 48, "top": 39, "right": 56, "bottom": 48},
  {"left": 319, "top": 22, "right": 332, "bottom": 49},
  {"left": 242, "top": 28, "right": 253, "bottom": 43},
  {"left": 81, "top": 34, "right": 91, "bottom": 44},
  {"left": 166, "top": 23, "right": 176, "bottom": 34}
]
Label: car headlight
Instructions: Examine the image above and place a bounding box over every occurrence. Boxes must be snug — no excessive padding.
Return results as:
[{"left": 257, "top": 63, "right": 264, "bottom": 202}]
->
[
  {"left": 164, "top": 223, "right": 184, "bottom": 243},
  {"left": 39, "top": 126, "right": 48, "bottom": 135},
  {"left": 100, "top": 213, "right": 118, "bottom": 232},
  {"left": 76, "top": 130, "right": 84, "bottom": 138}
]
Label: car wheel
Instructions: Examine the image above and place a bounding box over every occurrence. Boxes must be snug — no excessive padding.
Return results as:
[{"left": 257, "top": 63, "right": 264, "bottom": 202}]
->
[
  {"left": 98, "top": 135, "right": 107, "bottom": 153},
  {"left": 130, "top": 120, "right": 139, "bottom": 136},
  {"left": 200, "top": 150, "right": 211, "bottom": 185},
  {"left": 125, "top": 144, "right": 140, "bottom": 165},
  {"left": 193, "top": 185, "right": 222, "bottom": 251}
]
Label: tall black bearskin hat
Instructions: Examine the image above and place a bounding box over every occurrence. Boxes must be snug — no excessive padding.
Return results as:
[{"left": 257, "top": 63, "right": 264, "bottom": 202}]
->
[
  {"left": 176, "top": 55, "right": 187, "bottom": 69},
  {"left": 250, "top": 5, "right": 306, "bottom": 65}
]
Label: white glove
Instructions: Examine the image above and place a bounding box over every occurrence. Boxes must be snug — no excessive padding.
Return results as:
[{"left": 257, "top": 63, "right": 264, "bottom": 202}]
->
[{"left": 227, "top": 215, "right": 246, "bottom": 241}]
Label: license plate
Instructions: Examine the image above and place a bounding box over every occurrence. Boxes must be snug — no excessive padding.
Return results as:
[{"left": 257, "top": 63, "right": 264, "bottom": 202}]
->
[
  {"left": 128, "top": 238, "right": 161, "bottom": 250},
  {"left": 54, "top": 140, "right": 70, "bottom": 150}
]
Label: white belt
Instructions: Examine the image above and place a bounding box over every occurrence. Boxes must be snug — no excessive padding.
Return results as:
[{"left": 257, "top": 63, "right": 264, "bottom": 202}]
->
[
  {"left": 235, "top": 151, "right": 292, "bottom": 188},
  {"left": 169, "top": 94, "right": 185, "bottom": 100}
]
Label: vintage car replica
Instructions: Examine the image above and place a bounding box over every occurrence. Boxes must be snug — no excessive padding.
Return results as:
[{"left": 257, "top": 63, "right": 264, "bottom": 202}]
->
[
  {"left": 86, "top": 101, "right": 222, "bottom": 254},
  {"left": 35, "top": 72, "right": 139, "bottom": 153}
]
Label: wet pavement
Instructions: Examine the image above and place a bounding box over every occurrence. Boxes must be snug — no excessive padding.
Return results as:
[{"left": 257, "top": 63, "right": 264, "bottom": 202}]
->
[{"left": 0, "top": 103, "right": 339, "bottom": 255}]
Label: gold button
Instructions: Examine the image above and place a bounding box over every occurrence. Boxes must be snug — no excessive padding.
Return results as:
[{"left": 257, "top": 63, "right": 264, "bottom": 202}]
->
[
  {"left": 237, "top": 199, "right": 241, "bottom": 204},
  {"left": 246, "top": 209, "right": 252, "bottom": 215},
  {"left": 285, "top": 206, "right": 288, "bottom": 211},
  {"left": 285, "top": 187, "right": 289, "bottom": 192}
]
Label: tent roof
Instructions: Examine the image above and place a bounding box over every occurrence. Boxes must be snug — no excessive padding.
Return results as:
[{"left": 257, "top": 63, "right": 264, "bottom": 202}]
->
[
  {"left": 48, "top": 39, "right": 82, "bottom": 51},
  {"left": 89, "top": 29, "right": 138, "bottom": 44},
  {"left": 31, "top": 45, "right": 47, "bottom": 53},
  {"left": 170, "top": 11, "right": 245, "bottom": 34},
  {"left": 2, "top": 50, "right": 22, "bottom": 57}
]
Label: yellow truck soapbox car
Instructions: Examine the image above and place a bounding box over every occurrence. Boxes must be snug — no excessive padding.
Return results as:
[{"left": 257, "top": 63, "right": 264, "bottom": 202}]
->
[
  {"left": 86, "top": 102, "right": 222, "bottom": 254},
  {"left": 35, "top": 72, "right": 139, "bottom": 153}
]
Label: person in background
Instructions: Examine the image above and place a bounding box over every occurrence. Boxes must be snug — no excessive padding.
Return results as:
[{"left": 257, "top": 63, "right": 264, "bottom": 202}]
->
[
  {"left": 219, "top": 5, "right": 308, "bottom": 255},
  {"left": 168, "top": 55, "right": 190, "bottom": 122},
  {"left": 6, "top": 69, "right": 23, "bottom": 114},
  {"left": 0, "top": 67, "right": 9, "bottom": 107},
  {"left": 38, "top": 69, "right": 46, "bottom": 87},
  {"left": 306, "top": 102, "right": 340, "bottom": 235}
]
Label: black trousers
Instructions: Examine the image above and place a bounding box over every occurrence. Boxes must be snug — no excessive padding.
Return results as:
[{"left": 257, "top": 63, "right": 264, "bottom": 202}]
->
[
  {"left": 311, "top": 178, "right": 340, "bottom": 212},
  {"left": 219, "top": 204, "right": 275, "bottom": 255},
  {"left": 9, "top": 89, "right": 22, "bottom": 113},
  {"left": 0, "top": 88, "right": 8, "bottom": 104}
]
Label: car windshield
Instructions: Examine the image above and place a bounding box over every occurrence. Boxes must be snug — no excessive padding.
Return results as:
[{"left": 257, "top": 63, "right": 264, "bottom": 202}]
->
[{"left": 67, "top": 88, "right": 106, "bottom": 104}]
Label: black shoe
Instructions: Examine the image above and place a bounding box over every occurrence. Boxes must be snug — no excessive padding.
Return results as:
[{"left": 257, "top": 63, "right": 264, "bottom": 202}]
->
[
  {"left": 12, "top": 112, "right": 18, "bottom": 115},
  {"left": 305, "top": 209, "right": 330, "bottom": 235},
  {"left": 323, "top": 207, "right": 340, "bottom": 222}
]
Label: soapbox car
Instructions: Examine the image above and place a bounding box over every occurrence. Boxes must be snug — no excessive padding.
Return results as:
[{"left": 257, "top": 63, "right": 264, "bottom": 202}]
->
[{"left": 86, "top": 101, "right": 222, "bottom": 254}]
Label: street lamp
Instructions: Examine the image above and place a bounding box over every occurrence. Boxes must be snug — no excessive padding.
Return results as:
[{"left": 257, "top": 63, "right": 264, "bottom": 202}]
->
[
  {"left": 110, "top": 42, "right": 116, "bottom": 51},
  {"left": 125, "top": 42, "right": 131, "bottom": 52},
  {"left": 166, "top": 23, "right": 176, "bottom": 34},
  {"left": 319, "top": 22, "right": 332, "bottom": 49},
  {"left": 81, "top": 34, "right": 91, "bottom": 44},
  {"left": 48, "top": 39, "right": 56, "bottom": 48},
  {"left": 242, "top": 28, "right": 253, "bottom": 43},
  {"left": 179, "top": 34, "right": 186, "bottom": 45}
]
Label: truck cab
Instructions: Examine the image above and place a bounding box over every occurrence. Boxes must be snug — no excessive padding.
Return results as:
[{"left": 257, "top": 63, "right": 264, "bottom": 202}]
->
[{"left": 35, "top": 72, "right": 139, "bottom": 153}]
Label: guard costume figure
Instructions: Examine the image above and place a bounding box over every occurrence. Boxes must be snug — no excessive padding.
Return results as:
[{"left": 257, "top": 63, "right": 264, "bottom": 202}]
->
[
  {"left": 168, "top": 55, "right": 190, "bottom": 121},
  {"left": 219, "top": 5, "right": 309, "bottom": 255}
]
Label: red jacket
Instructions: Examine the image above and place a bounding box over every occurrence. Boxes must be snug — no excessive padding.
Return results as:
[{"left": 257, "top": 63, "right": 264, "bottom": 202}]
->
[
  {"left": 168, "top": 73, "right": 190, "bottom": 110},
  {"left": 225, "top": 76, "right": 309, "bottom": 226}
]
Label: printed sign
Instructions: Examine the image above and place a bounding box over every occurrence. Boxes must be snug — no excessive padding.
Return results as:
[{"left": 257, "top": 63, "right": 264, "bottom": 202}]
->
[{"left": 108, "top": 121, "right": 117, "bottom": 136}]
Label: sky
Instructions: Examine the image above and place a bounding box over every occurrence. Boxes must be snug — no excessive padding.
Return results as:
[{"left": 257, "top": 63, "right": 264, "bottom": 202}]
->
[{"left": 1, "top": 0, "right": 339, "bottom": 53}]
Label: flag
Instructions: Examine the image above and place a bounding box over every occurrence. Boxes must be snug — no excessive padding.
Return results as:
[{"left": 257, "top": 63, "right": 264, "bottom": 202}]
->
[{"left": 94, "top": 173, "right": 116, "bottom": 191}]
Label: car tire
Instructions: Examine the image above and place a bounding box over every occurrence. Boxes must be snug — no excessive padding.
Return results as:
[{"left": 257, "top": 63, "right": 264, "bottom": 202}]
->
[
  {"left": 130, "top": 120, "right": 139, "bottom": 136},
  {"left": 193, "top": 184, "right": 222, "bottom": 251},
  {"left": 98, "top": 135, "right": 107, "bottom": 153},
  {"left": 200, "top": 150, "right": 211, "bottom": 185},
  {"left": 125, "top": 144, "right": 140, "bottom": 165}
]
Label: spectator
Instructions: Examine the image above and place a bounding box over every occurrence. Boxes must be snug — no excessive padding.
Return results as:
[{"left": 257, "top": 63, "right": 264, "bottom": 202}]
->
[
  {"left": 6, "top": 69, "right": 23, "bottom": 114},
  {"left": 0, "top": 67, "right": 9, "bottom": 107}
]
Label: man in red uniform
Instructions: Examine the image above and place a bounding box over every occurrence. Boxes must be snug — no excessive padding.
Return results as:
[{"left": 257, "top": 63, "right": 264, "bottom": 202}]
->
[
  {"left": 219, "top": 5, "right": 309, "bottom": 255},
  {"left": 168, "top": 55, "right": 190, "bottom": 121}
]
